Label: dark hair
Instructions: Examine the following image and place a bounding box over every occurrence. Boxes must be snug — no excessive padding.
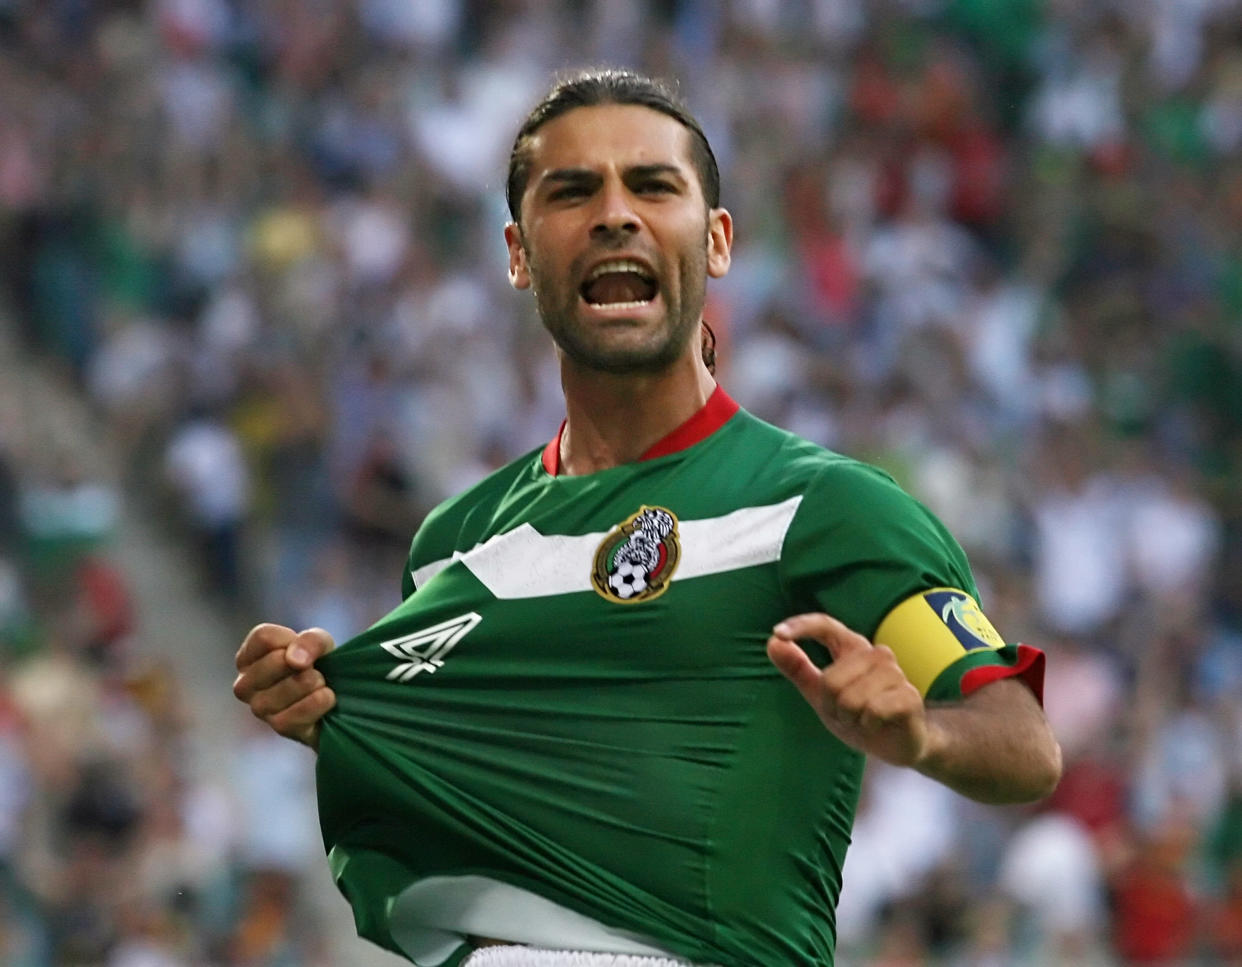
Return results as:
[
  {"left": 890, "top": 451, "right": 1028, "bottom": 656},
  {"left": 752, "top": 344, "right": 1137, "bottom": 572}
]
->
[
  {"left": 700, "top": 321, "right": 717, "bottom": 376},
  {"left": 505, "top": 68, "right": 720, "bottom": 223}
]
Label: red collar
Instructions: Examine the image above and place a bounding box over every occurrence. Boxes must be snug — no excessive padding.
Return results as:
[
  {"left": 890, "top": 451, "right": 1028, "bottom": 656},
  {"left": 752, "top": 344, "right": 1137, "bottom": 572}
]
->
[{"left": 541, "top": 385, "right": 740, "bottom": 476}]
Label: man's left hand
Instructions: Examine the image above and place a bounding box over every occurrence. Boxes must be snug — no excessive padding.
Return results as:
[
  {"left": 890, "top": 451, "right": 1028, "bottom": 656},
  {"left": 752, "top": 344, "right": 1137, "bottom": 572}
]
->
[{"left": 767, "top": 613, "right": 930, "bottom": 768}]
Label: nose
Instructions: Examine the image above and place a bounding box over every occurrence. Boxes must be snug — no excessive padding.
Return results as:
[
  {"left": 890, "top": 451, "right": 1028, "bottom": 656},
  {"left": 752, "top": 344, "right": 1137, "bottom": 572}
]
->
[{"left": 590, "top": 178, "right": 640, "bottom": 240}]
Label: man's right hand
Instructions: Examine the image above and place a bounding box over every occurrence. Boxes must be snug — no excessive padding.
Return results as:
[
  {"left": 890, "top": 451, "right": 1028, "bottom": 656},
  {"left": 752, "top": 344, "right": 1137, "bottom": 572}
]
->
[{"left": 233, "top": 623, "right": 337, "bottom": 751}]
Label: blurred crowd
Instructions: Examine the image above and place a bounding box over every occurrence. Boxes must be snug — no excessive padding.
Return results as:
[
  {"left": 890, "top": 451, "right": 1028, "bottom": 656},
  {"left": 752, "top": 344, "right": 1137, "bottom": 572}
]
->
[{"left": 1, "top": 0, "right": 1241, "bottom": 963}]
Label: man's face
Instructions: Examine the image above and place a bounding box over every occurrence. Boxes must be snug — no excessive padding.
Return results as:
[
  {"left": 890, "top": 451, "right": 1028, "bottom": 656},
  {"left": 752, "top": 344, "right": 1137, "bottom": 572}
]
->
[{"left": 504, "top": 104, "right": 732, "bottom": 376}]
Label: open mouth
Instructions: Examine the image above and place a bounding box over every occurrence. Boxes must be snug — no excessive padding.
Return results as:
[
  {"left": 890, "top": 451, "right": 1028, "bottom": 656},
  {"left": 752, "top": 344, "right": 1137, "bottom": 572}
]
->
[{"left": 579, "top": 259, "right": 659, "bottom": 309}]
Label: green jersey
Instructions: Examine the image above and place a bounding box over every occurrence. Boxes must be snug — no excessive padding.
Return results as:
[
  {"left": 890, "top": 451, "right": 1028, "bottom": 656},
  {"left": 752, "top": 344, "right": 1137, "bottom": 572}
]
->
[{"left": 315, "top": 389, "right": 1040, "bottom": 966}]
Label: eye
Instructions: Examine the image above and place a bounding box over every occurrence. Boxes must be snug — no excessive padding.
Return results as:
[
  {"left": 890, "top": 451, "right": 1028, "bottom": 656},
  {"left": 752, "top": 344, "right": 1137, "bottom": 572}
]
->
[
  {"left": 638, "top": 180, "right": 677, "bottom": 195},
  {"left": 549, "top": 184, "right": 591, "bottom": 201}
]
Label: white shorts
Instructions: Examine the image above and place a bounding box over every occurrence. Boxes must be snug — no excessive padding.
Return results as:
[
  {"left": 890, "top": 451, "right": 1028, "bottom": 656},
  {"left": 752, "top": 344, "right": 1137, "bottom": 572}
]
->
[{"left": 462, "top": 948, "right": 699, "bottom": 967}]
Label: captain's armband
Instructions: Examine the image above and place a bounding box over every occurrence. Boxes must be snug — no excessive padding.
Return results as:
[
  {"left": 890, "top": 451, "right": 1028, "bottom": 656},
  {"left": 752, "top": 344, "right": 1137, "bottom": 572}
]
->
[{"left": 875, "top": 588, "right": 1016, "bottom": 700}]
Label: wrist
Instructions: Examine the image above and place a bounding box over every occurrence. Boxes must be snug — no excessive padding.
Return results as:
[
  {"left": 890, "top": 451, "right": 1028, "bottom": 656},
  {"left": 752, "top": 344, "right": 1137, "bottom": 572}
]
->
[{"left": 911, "top": 715, "right": 947, "bottom": 776}]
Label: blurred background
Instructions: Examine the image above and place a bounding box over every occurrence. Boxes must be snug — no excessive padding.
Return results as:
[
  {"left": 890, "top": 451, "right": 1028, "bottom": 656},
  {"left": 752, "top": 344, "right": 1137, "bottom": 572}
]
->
[{"left": 1, "top": 0, "right": 1240, "bottom": 964}]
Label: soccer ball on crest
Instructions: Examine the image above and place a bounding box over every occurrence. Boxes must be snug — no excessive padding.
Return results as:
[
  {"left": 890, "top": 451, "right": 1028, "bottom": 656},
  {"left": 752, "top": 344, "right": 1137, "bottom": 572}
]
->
[{"left": 608, "top": 561, "right": 649, "bottom": 599}]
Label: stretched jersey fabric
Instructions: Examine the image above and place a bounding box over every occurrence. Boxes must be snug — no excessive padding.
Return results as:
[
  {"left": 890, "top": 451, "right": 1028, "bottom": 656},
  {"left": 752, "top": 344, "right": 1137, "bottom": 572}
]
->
[{"left": 315, "top": 389, "right": 1042, "bottom": 967}]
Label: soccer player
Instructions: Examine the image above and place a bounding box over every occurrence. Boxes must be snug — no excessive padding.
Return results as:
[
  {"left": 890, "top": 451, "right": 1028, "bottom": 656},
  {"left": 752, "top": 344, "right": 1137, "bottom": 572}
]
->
[{"left": 233, "top": 69, "right": 1061, "bottom": 967}]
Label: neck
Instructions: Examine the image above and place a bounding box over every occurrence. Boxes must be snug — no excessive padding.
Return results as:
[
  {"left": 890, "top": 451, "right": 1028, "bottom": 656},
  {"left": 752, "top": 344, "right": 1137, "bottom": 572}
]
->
[{"left": 558, "top": 354, "right": 717, "bottom": 476}]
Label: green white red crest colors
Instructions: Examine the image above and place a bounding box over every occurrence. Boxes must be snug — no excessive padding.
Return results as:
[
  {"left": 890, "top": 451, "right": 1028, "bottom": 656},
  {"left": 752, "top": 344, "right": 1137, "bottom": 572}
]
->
[{"left": 591, "top": 506, "right": 681, "bottom": 603}]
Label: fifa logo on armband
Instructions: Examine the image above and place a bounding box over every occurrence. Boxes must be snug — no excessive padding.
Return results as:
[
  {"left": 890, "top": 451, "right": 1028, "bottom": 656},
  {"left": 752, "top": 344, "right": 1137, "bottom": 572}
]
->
[
  {"left": 379, "top": 612, "right": 482, "bottom": 682},
  {"left": 591, "top": 506, "right": 681, "bottom": 603},
  {"left": 924, "top": 591, "right": 1005, "bottom": 651}
]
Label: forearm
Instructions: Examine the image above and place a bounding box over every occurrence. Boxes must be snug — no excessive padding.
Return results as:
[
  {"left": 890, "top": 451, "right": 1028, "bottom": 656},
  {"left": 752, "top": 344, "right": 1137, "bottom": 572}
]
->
[{"left": 914, "top": 679, "right": 1062, "bottom": 804}]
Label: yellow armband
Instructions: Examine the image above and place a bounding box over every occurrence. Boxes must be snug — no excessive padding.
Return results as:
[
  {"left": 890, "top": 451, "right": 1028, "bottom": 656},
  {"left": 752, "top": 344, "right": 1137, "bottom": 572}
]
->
[{"left": 874, "top": 588, "right": 1006, "bottom": 697}]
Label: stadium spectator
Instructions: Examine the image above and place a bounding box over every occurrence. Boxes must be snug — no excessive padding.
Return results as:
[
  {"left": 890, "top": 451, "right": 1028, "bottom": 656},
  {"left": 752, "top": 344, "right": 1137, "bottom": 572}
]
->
[{"left": 0, "top": 0, "right": 1239, "bottom": 962}]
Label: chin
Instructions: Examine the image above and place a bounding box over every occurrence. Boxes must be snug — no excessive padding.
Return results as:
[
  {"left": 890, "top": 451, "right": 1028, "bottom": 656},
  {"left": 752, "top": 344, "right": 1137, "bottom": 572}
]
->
[
  {"left": 562, "top": 337, "right": 681, "bottom": 376},
  {"left": 544, "top": 299, "right": 696, "bottom": 375}
]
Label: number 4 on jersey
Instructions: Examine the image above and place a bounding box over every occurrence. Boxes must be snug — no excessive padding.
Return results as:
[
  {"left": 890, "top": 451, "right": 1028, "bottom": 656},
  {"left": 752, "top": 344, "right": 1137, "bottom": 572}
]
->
[{"left": 379, "top": 612, "right": 482, "bottom": 682}]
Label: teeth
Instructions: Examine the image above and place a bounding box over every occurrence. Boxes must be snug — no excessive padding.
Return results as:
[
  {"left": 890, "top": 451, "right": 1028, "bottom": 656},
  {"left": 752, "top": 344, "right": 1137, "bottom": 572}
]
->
[
  {"left": 590, "top": 299, "right": 652, "bottom": 309},
  {"left": 587, "top": 259, "right": 652, "bottom": 281}
]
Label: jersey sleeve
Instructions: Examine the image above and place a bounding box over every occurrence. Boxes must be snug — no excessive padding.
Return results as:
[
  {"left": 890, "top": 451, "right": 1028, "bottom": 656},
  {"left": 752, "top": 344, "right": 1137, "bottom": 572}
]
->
[
  {"left": 779, "top": 459, "right": 1044, "bottom": 703},
  {"left": 400, "top": 525, "right": 428, "bottom": 601},
  {"left": 873, "top": 587, "right": 1045, "bottom": 703},
  {"left": 400, "top": 507, "right": 459, "bottom": 601},
  {"left": 397, "top": 451, "right": 543, "bottom": 601}
]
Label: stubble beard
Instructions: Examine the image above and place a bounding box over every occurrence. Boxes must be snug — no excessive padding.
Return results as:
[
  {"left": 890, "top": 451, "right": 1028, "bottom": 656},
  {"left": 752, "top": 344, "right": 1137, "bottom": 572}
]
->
[{"left": 529, "top": 246, "right": 708, "bottom": 377}]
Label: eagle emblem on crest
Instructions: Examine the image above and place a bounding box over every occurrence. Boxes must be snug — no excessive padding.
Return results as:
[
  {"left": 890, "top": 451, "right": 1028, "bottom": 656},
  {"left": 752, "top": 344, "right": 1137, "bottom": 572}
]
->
[{"left": 592, "top": 506, "right": 681, "bottom": 603}]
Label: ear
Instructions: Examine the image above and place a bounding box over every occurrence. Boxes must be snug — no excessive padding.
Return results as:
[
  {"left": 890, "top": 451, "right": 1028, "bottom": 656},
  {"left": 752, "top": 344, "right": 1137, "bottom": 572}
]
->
[
  {"left": 504, "top": 222, "right": 531, "bottom": 290},
  {"left": 706, "top": 207, "right": 733, "bottom": 279}
]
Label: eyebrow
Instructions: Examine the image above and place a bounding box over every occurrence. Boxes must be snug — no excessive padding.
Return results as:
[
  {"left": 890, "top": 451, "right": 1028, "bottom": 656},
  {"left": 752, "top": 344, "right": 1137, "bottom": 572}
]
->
[
  {"left": 627, "top": 163, "right": 685, "bottom": 181},
  {"left": 540, "top": 163, "right": 688, "bottom": 187}
]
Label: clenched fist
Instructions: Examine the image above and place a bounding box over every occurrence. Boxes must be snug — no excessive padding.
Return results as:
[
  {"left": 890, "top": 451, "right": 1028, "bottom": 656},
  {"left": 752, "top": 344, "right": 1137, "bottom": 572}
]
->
[{"left": 233, "top": 623, "right": 337, "bottom": 750}]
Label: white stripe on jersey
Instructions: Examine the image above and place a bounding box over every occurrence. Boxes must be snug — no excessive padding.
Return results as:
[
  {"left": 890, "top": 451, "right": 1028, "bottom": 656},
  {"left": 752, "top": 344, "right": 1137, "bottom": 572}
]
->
[
  {"left": 463, "top": 948, "right": 702, "bottom": 966},
  {"left": 409, "top": 497, "right": 802, "bottom": 600}
]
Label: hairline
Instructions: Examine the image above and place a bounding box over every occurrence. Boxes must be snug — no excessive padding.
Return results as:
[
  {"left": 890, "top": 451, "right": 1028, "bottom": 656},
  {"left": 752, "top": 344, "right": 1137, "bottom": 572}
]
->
[{"left": 506, "top": 72, "right": 720, "bottom": 226}]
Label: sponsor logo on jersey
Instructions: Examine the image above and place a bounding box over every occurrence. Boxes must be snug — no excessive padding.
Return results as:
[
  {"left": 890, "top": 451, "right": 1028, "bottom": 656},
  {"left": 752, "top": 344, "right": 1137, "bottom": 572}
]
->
[
  {"left": 379, "top": 612, "right": 482, "bottom": 681},
  {"left": 923, "top": 590, "right": 1005, "bottom": 651},
  {"left": 591, "top": 506, "right": 681, "bottom": 603}
]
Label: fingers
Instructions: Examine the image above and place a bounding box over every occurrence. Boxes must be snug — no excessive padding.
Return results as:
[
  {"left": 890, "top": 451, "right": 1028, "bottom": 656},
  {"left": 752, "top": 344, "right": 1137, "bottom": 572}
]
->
[
  {"left": 768, "top": 612, "right": 877, "bottom": 702},
  {"left": 772, "top": 612, "right": 871, "bottom": 662},
  {"left": 768, "top": 613, "right": 928, "bottom": 766},
  {"left": 233, "top": 646, "right": 298, "bottom": 703},
  {"left": 235, "top": 622, "right": 297, "bottom": 673},
  {"left": 247, "top": 666, "right": 327, "bottom": 719},
  {"left": 233, "top": 624, "right": 337, "bottom": 750},
  {"left": 831, "top": 651, "right": 920, "bottom": 728},
  {"left": 853, "top": 681, "right": 922, "bottom": 732},
  {"left": 767, "top": 629, "right": 908, "bottom": 720},
  {"left": 766, "top": 636, "right": 825, "bottom": 706},
  {"left": 284, "top": 627, "right": 336, "bottom": 669},
  {"left": 235, "top": 624, "right": 335, "bottom": 674},
  {"left": 265, "top": 686, "right": 337, "bottom": 750}
]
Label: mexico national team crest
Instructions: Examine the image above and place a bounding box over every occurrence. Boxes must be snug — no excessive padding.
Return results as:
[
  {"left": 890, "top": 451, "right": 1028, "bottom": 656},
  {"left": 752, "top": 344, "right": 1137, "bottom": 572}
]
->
[{"left": 592, "top": 506, "right": 681, "bottom": 603}]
